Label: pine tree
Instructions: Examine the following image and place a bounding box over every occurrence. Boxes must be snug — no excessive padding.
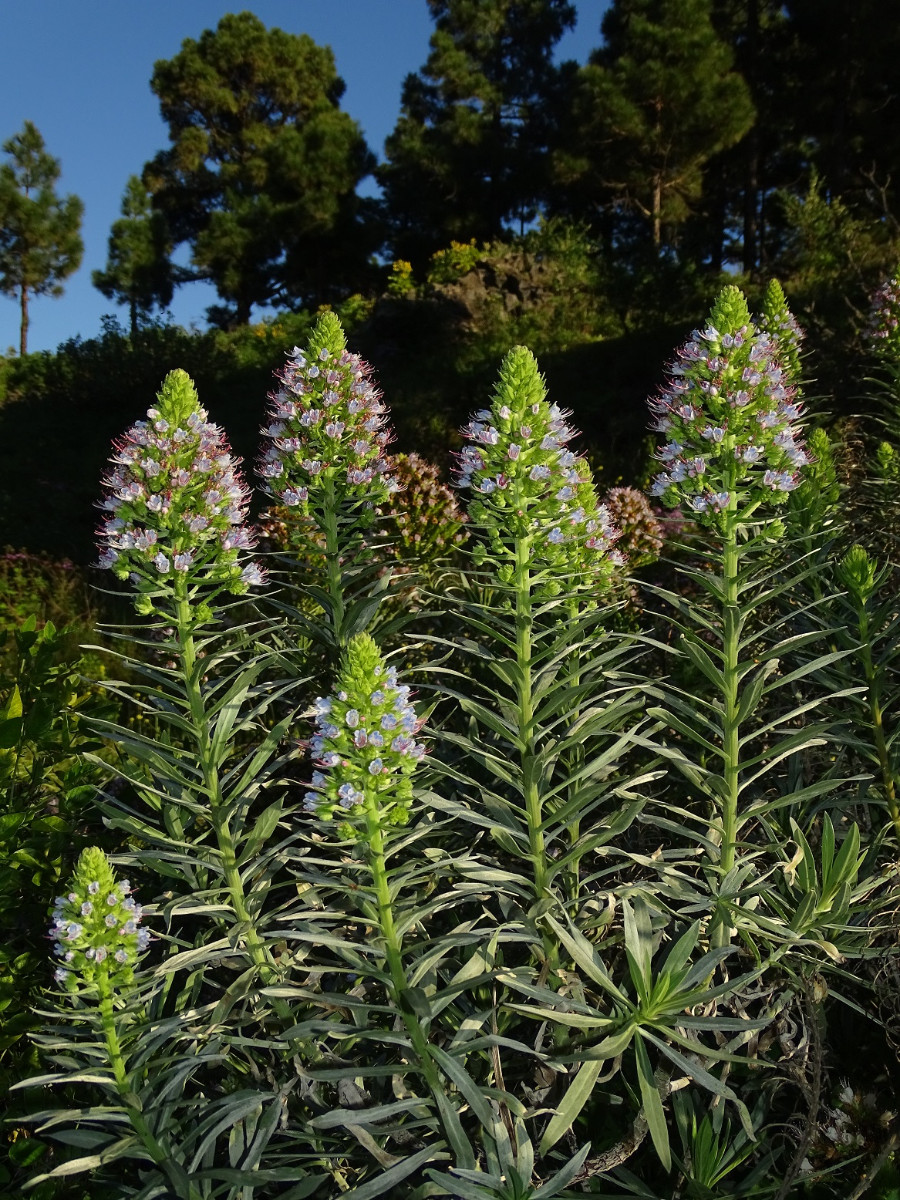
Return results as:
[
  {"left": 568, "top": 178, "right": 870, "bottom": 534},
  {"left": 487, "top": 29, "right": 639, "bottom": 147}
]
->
[
  {"left": 93, "top": 176, "right": 174, "bottom": 337},
  {"left": 379, "top": 0, "right": 577, "bottom": 265},
  {"left": 555, "top": 0, "right": 754, "bottom": 251},
  {"left": 0, "top": 121, "right": 83, "bottom": 355},
  {"left": 143, "top": 12, "right": 375, "bottom": 326}
]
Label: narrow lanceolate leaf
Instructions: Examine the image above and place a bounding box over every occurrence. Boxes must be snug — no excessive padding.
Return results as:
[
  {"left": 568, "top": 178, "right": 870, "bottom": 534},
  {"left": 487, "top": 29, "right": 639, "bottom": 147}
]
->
[
  {"left": 539, "top": 1059, "right": 605, "bottom": 1153},
  {"left": 633, "top": 1033, "right": 670, "bottom": 1172}
]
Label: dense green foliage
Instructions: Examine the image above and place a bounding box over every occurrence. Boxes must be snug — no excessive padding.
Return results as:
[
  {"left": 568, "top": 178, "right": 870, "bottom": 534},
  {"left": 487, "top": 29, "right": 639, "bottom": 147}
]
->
[
  {"left": 0, "top": 122, "right": 83, "bottom": 356},
  {"left": 92, "top": 177, "right": 175, "bottom": 338},
  {"left": 142, "top": 11, "right": 377, "bottom": 325}
]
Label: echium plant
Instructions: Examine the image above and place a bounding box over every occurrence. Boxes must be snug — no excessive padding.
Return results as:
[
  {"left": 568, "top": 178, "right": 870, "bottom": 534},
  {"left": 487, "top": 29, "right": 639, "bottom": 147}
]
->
[
  {"left": 448, "top": 347, "right": 638, "bottom": 933},
  {"left": 19, "top": 850, "right": 206, "bottom": 1198},
  {"left": 98, "top": 368, "right": 263, "bottom": 619},
  {"left": 864, "top": 268, "right": 900, "bottom": 364},
  {"left": 257, "top": 311, "right": 396, "bottom": 645},
  {"left": 95, "top": 369, "right": 284, "bottom": 987},
  {"left": 646, "top": 285, "right": 828, "bottom": 948}
]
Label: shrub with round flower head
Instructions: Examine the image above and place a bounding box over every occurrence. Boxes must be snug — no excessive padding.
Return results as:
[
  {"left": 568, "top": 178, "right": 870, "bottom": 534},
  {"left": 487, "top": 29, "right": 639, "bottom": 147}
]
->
[
  {"left": 97, "top": 369, "right": 264, "bottom": 616},
  {"left": 456, "top": 345, "right": 620, "bottom": 596},
  {"left": 50, "top": 847, "right": 150, "bottom": 994},
  {"left": 257, "top": 311, "right": 395, "bottom": 525},
  {"left": 649, "top": 285, "right": 808, "bottom": 526},
  {"left": 602, "top": 486, "right": 665, "bottom": 567},
  {"left": 302, "top": 633, "right": 425, "bottom": 839},
  {"left": 864, "top": 270, "right": 900, "bottom": 363}
]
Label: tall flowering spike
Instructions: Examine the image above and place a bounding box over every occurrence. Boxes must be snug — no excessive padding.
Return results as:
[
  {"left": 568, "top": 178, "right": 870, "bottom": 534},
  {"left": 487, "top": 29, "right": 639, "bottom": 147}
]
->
[
  {"left": 455, "top": 345, "right": 620, "bottom": 595},
  {"left": 50, "top": 847, "right": 150, "bottom": 994},
  {"left": 97, "top": 369, "right": 264, "bottom": 615},
  {"left": 257, "top": 311, "right": 395, "bottom": 522},
  {"left": 303, "top": 633, "right": 425, "bottom": 839},
  {"left": 648, "top": 284, "right": 808, "bottom": 524},
  {"left": 758, "top": 279, "right": 804, "bottom": 389},
  {"left": 864, "top": 269, "right": 900, "bottom": 363}
]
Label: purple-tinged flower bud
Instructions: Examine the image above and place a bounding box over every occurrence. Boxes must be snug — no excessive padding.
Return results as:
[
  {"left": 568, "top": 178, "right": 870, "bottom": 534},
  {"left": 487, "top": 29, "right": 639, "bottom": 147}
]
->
[{"left": 49, "top": 847, "right": 150, "bottom": 994}]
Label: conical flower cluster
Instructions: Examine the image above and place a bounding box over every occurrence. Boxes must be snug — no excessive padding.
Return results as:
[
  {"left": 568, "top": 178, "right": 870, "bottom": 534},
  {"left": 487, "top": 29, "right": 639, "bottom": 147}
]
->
[
  {"left": 50, "top": 847, "right": 150, "bottom": 993},
  {"left": 456, "top": 346, "right": 620, "bottom": 595},
  {"left": 303, "top": 634, "right": 425, "bottom": 839},
  {"left": 758, "top": 278, "right": 804, "bottom": 389},
  {"left": 649, "top": 286, "right": 808, "bottom": 525},
  {"left": 97, "top": 370, "right": 264, "bottom": 614},
  {"left": 864, "top": 271, "right": 900, "bottom": 363},
  {"left": 258, "top": 312, "right": 395, "bottom": 524}
]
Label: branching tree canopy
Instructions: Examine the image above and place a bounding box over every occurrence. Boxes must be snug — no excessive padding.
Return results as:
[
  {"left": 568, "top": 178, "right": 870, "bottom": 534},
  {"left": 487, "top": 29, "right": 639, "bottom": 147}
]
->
[
  {"left": 555, "top": 0, "right": 755, "bottom": 250},
  {"left": 0, "top": 121, "right": 83, "bottom": 356},
  {"left": 378, "top": 0, "right": 577, "bottom": 265},
  {"left": 143, "top": 11, "right": 376, "bottom": 326},
  {"left": 93, "top": 176, "right": 175, "bottom": 337}
]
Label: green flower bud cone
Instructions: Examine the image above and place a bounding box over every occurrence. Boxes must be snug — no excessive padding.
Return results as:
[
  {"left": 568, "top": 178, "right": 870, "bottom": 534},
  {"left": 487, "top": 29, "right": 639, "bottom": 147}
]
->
[
  {"left": 709, "top": 285, "right": 752, "bottom": 337},
  {"left": 838, "top": 544, "right": 878, "bottom": 604},
  {"left": 306, "top": 310, "right": 348, "bottom": 361}
]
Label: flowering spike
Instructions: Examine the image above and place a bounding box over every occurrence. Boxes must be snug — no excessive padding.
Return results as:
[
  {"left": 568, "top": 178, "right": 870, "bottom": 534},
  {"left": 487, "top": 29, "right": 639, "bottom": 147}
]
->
[
  {"left": 648, "top": 286, "right": 808, "bottom": 524},
  {"left": 257, "top": 312, "right": 395, "bottom": 523},
  {"left": 303, "top": 633, "right": 425, "bottom": 838},
  {"left": 96, "top": 369, "right": 264, "bottom": 613},
  {"left": 455, "top": 345, "right": 621, "bottom": 596},
  {"left": 758, "top": 279, "right": 804, "bottom": 388},
  {"left": 864, "top": 269, "right": 900, "bottom": 363},
  {"left": 49, "top": 847, "right": 150, "bottom": 993}
]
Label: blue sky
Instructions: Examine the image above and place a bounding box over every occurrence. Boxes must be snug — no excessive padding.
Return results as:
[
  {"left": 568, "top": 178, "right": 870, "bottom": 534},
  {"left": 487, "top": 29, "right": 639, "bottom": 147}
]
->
[{"left": 0, "top": 1, "right": 609, "bottom": 354}]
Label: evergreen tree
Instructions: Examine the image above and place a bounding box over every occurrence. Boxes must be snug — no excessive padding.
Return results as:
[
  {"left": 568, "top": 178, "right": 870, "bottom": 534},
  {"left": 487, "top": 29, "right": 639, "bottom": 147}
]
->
[
  {"left": 143, "top": 11, "right": 376, "bottom": 326},
  {"left": 0, "top": 121, "right": 83, "bottom": 356},
  {"left": 554, "top": 0, "right": 754, "bottom": 251},
  {"left": 378, "top": 0, "right": 577, "bottom": 266},
  {"left": 93, "top": 176, "right": 175, "bottom": 337}
]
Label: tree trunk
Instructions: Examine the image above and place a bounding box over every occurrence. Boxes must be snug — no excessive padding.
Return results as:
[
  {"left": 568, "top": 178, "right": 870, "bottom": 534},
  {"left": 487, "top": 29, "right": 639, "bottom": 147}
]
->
[
  {"left": 130, "top": 296, "right": 138, "bottom": 339},
  {"left": 19, "top": 284, "right": 29, "bottom": 356},
  {"left": 652, "top": 174, "right": 662, "bottom": 249}
]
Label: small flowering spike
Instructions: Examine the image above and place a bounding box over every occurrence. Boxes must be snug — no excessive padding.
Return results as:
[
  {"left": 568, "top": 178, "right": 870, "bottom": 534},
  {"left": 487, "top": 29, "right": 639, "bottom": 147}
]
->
[
  {"left": 303, "top": 634, "right": 425, "bottom": 838},
  {"left": 49, "top": 847, "right": 150, "bottom": 993},
  {"left": 96, "top": 369, "right": 264, "bottom": 614},
  {"left": 455, "top": 346, "right": 620, "bottom": 595},
  {"left": 758, "top": 279, "right": 804, "bottom": 389},
  {"left": 648, "top": 285, "right": 808, "bottom": 524},
  {"left": 865, "top": 270, "right": 900, "bottom": 365},
  {"left": 257, "top": 312, "right": 395, "bottom": 524}
]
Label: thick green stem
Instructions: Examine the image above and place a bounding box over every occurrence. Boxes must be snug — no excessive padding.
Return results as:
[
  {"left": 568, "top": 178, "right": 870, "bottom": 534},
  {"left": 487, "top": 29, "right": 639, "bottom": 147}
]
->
[
  {"left": 858, "top": 608, "right": 900, "bottom": 838},
  {"left": 563, "top": 598, "right": 585, "bottom": 914},
  {"left": 361, "top": 789, "right": 447, "bottom": 1102},
  {"left": 514, "top": 535, "right": 549, "bottom": 904},
  {"left": 97, "top": 970, "right": 203, "bottom": 1200},
  {"left": 173, "top": 588, "right": 271, "bottom": 979},
  {"left": 320, "top": 474, "right": 346, "bottom": 647},
  {"left": 713, "top": 511, "right": 741, "bottom": 948}
]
